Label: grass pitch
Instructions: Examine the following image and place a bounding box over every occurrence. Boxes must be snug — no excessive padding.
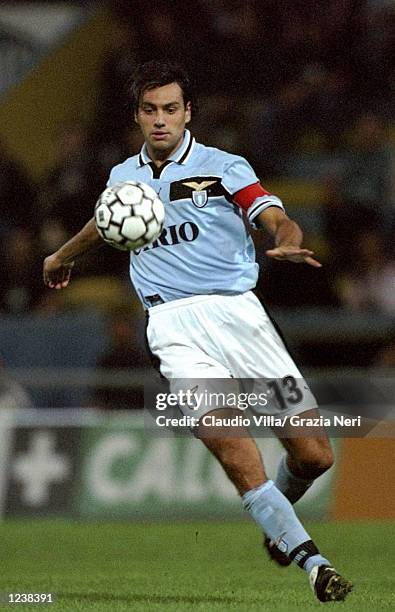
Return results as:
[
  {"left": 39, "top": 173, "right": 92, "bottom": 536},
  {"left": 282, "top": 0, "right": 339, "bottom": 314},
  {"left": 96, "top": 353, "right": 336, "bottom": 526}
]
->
[{"left": 0, "top": 520, "right": 394, "bottom": 611}]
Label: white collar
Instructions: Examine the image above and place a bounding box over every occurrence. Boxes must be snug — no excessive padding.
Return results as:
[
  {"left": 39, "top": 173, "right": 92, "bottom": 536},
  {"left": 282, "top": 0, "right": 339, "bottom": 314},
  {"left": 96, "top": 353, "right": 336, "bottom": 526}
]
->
[{"left": 137, "top": 129, "right": 195, "bottom": 167}]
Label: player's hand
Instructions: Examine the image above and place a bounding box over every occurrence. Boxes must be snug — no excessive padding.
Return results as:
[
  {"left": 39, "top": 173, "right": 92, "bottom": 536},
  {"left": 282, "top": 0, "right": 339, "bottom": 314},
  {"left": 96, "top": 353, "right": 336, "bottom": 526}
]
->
[
  {"left": 265, "top": 246, "right": 322, "bottom": 268},
  {"left": 43, "top": 253, "right": 75, "bottom": 289}
]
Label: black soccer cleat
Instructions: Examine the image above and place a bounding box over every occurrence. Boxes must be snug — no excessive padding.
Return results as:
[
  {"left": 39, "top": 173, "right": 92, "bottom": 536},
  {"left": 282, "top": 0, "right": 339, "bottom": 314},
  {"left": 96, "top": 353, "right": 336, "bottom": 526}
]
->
[
  {"left": 263, "top": 536, "right": 292, "bottom": 567},
  {"left": 309, "top": 565, "right": 353, "bottom": 602}
]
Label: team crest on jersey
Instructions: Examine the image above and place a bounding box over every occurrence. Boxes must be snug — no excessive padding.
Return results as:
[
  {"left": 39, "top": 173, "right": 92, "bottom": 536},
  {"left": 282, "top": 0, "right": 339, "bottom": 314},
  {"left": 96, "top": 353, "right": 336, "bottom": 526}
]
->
[
  {"left": 182, "top": 180, "right": 217, "bottom": 208},
  {"left": 191, "top": 190, "right": 208, "bottom": 207}
]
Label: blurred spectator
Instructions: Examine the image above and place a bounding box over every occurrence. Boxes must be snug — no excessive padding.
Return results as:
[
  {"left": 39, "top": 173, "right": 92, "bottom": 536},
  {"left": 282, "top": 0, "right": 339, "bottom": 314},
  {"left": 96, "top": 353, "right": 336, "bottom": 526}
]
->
[
  {"left": 258, "top": 257, "right": 340, "bottom": 309},
  {"left": 0, "top": 357, "right": 33, "bottom": 410},
  {"left": 37, "top": 122, "right": 97, "bottom": 235},
  {"left": 322, "top": 114, "right": 394, "bottom": 277},
  {"left": 338, "top": 228, "right": 395, "bottom": 315},
  {"left": 91, "top": 308, "right": 151, "bottom": 410},
  {"left": 269, "top": 0, "right": 359, "bottom": 86},
  {"left": 94, "top": 21, "right": 140, "bottom": 144},
  {"left": 0, "top": 228, "right": 43, "bottom": 314},
  {"left": 0, "top": 139, "right": 37, "bottom": 236},
  {"left": 321, "top": 173, "right": 382, "bottom": 274},
  {"left": 299, "top": 65, "right": 351, "bottom": 149},
  {"left": 201, "top": 1, "right": 269, "bottom": 94},
  {"left": 135, "top": 2, "right": 205, "bottom": 86},
  {"left": 248, "top": 80, "right": 311, "bottom": 176},
  {"left": 138, "top": 2, "right": 203, "bottom": 78},
  {"left": 341, "top": 114, "right": 394, "bottom": 216},
  {"left": 373, "top": 337, "right": 395, "bottom": 369},
  {"left": 194, "top": 94, "right": 246, "bottom": 155},
  {"left": 352, "top": 2, "right": 395, "bottom": 112}
]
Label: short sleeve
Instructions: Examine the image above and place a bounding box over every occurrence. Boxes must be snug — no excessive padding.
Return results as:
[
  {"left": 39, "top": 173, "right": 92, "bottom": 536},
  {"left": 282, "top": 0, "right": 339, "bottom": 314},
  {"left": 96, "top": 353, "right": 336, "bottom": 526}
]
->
[
  {"left": 222, "top": 156, "right": 259, "bottom": 195},
  {"left": 222, "top": 157, "right": 284, "bottom": 228}
]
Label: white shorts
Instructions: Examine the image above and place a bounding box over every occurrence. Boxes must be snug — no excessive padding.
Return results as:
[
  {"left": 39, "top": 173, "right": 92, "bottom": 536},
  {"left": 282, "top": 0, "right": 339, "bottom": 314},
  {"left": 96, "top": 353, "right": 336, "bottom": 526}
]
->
[{"left": 146, "top": 291, "right": 317, "bottom": 419}]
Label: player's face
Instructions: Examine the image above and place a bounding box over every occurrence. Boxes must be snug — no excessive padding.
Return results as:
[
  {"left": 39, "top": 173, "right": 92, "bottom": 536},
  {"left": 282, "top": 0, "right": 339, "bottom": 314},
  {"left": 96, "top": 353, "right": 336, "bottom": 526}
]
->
[{"left": 135, "top": 82, "right": 191, "bottom": 161}]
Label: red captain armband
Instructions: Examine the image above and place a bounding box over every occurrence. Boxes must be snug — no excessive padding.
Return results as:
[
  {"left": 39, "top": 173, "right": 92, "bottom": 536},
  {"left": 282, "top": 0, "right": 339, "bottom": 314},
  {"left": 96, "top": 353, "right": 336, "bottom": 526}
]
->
[{"left": 232, "top": 182, "right": 271, "bottom": 213}]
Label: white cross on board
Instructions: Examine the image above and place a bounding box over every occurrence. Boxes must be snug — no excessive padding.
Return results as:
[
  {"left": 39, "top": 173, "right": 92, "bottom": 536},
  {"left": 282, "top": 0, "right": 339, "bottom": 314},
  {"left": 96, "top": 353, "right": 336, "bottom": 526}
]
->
[{"left": 12, "top": 431, "right": 70, "bottom": 506}]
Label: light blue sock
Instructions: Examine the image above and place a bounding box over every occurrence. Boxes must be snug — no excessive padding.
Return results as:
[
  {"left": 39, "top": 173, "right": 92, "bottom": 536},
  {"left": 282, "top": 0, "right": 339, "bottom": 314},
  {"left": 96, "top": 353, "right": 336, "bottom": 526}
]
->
[
  {"left": 243, "top": 480, "right": 330, "bottom": 572},
  {"left": 275, "top": 455, "right": 314, "bottom": 504}
]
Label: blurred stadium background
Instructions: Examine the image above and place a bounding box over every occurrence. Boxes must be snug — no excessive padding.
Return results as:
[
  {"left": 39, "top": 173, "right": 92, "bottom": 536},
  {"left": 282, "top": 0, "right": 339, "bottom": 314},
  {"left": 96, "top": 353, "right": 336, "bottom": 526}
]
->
[{"left": 0, "top": 3, "right": 394, "bottom": 604}]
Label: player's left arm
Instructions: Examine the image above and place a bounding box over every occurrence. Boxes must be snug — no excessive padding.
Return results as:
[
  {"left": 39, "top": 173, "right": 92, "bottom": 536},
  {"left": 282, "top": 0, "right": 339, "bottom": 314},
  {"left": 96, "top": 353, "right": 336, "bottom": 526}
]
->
[
  {"left": 256, "top": 206, "right": 322, "bottom": 268},
  {"left": 224, "top": 156, "right": 321, "bottom": 267}
]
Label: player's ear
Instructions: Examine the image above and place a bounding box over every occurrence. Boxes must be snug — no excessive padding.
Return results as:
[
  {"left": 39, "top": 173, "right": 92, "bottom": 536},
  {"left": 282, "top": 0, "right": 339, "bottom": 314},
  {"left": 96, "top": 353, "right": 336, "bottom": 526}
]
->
[
  {"left": 134, "top": 111, "right": 139, "bottom": 125},
  {"left": 185, "top": 101, "right": 191, "bottom": 124}
]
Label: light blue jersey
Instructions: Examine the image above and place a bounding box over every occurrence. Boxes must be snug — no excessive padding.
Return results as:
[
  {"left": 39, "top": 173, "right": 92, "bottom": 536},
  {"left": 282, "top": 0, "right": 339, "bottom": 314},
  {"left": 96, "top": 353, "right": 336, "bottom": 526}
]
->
[{"left": 108, "top": 130, "right": 284, "bottom": 309}]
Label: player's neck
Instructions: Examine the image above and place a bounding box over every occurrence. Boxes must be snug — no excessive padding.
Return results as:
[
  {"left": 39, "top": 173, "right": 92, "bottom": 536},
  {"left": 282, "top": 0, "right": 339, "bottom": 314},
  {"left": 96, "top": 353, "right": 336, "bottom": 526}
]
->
[
  {"left": 146, "top": 135, "right": 185, "bottom": 168},
  {"left": 149, "top": 151, "right": 170, "bottom": 168}
]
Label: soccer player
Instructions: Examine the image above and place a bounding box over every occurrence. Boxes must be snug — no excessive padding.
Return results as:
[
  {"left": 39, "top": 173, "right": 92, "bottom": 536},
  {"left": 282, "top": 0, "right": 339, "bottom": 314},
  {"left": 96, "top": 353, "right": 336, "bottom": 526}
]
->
[{"left": 43, "top": 61, "right": 352, "bottom": 603}]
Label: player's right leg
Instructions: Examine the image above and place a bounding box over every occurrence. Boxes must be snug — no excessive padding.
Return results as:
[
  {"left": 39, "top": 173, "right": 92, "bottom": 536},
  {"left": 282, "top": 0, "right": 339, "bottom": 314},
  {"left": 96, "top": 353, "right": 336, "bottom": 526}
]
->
[
  {"left": 264, "top": 412, "right": 335, "bottom": 565},
  {"left": 196, "top": 408, "right": 268, "bottom": 495},
  {"left": 197, "top": 409, "right": 353, "bottom": 603}
]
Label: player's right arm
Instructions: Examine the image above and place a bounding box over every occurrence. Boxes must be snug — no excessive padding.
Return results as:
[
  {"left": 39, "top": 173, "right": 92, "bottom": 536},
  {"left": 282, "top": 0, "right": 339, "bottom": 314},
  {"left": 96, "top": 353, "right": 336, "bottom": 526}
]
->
[{"left": 43, "top": 217, "right": 102, "bottom": 289}]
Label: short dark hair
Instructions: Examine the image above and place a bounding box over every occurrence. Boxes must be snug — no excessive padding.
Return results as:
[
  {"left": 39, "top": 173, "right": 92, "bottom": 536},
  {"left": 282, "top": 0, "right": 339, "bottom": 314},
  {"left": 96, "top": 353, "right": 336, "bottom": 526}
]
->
[{"left": 129, "top": 60, "right": 196, "bottom": 115}]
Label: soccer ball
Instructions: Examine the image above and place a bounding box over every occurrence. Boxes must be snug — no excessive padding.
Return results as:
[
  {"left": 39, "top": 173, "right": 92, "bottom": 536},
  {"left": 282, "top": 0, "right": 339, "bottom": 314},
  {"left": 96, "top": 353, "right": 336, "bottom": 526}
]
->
[{"left": 94, "top": 181, "right": 165, "bottom": 251}]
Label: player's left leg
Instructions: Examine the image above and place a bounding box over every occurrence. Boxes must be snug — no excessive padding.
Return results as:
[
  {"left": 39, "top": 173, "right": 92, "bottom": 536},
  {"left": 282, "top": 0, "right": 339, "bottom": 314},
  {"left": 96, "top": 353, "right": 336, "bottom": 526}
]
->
[
  {"left": 197, "top": 409, "right": 353, "bottom": 602},
  {"left": 264, "top": 409, "right": 334, "bottom": 565},
  {"left": 274, "top": 408, "right": 334, "bottom": 504}
]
